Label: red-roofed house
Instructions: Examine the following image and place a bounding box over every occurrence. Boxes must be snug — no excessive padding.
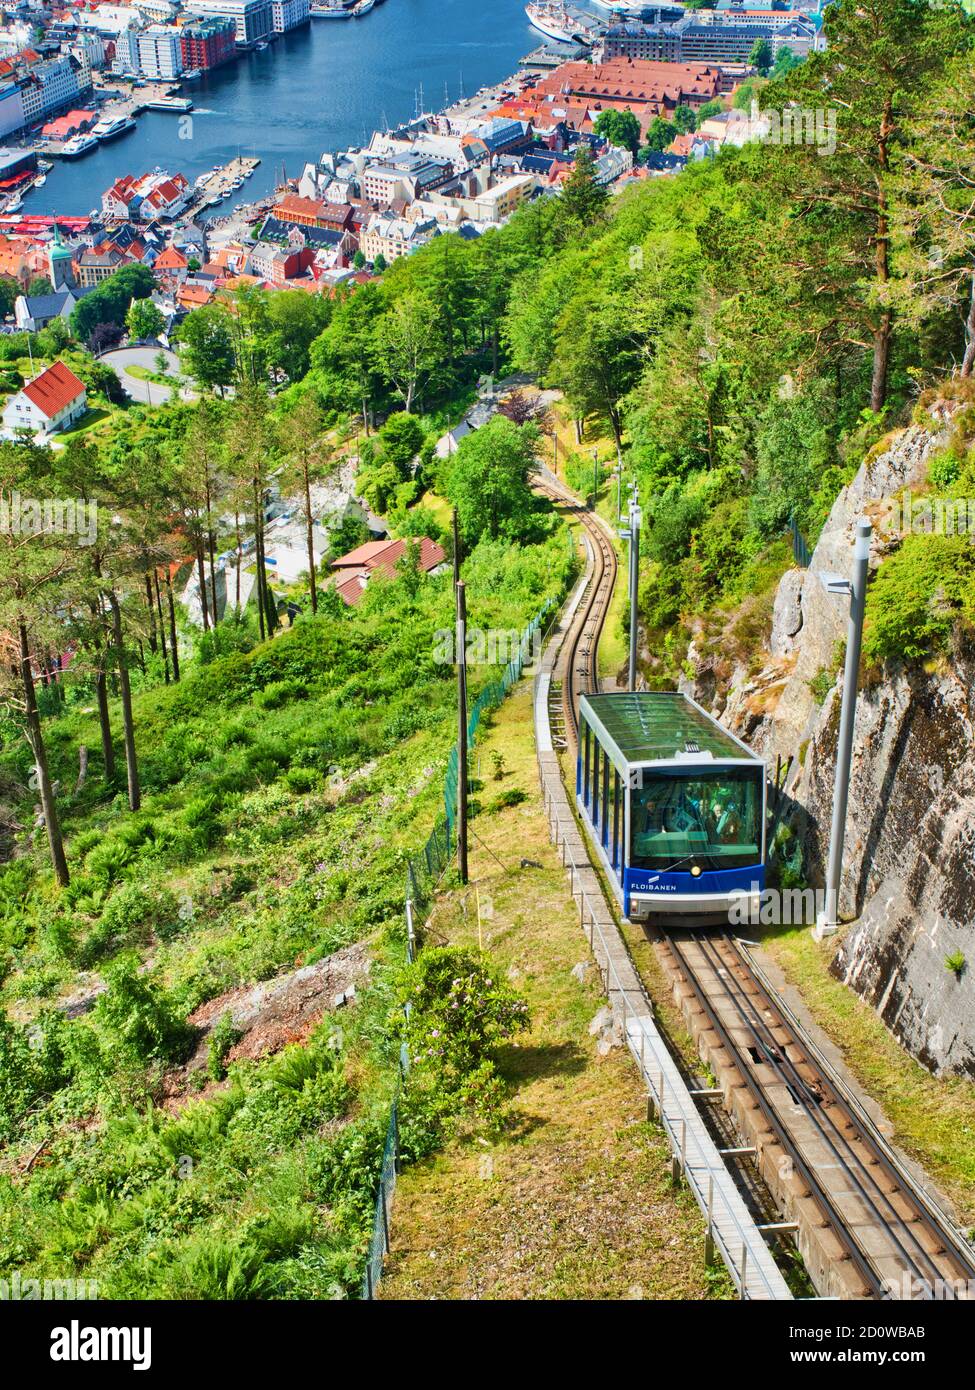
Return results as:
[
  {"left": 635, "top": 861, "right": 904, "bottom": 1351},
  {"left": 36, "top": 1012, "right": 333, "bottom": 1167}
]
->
[
  {"left": 2, "top": 361, "right": 86, "bottom": 438},
  {"left": 329, "top": 535, "right": 447, "bottom": 604}
]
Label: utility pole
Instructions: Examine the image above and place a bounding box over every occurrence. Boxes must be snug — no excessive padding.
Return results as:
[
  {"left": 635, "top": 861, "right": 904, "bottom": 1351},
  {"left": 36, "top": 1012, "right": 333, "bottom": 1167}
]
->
[
  {"left": 456, "top": 579, "right": 469, "bottom": 884},
  {"left": 627, "top": 497, "right": 641, "bottom": 693},
  {"left": 592, "top": 448, "right": 599, "bottom": 510},
  {"left": 452, "top": 506, "right": 461, "bottom": 588},
  {"left": 815, "top": 518, "right": 872, "bottom": 938}
]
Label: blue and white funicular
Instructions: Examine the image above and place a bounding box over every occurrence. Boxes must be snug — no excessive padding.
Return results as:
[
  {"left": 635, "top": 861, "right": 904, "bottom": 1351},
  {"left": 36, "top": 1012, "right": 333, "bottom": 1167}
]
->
[{"left": 577, "top": 692, "right": 766, "bottom": 924}]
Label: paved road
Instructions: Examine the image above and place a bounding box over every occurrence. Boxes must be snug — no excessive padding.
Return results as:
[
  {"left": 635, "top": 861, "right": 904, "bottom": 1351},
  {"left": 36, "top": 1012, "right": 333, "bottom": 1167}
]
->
[{"left": 101, "top": 345, "right": 194, "bottom": 405}]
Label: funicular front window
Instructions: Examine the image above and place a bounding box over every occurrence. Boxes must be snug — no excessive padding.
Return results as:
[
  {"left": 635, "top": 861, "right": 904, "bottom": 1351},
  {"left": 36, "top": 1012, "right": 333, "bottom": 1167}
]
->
[{"left": 629, "top": 768, "right": 762, "bottom": 872}]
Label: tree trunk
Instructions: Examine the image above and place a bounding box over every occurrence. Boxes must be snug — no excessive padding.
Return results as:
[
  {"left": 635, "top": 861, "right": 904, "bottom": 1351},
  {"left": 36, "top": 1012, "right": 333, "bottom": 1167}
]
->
[
  {"left": 870, "top": 312, "right": 892, "bottom": 414},
  {"left": 253, "top": 481, "right": 266, "bottom": 642},
  {"left": 208, "top": 528, "right": 219, "bottom": 627},
  {"left": 153, "top": 571, "right": 170, "bottom": 684},
  {"left": 144, "top": 572, "right": 158, "bottom": 654},
  {"left": 303, "top": 457, "right": 317, "bottom": 615},
  {"left": 107, "top": 590, "right": 140, "bottom": 812},
  {"left": 961, "top": 272, "right": 975, "bottom": 378},
  {"left": 91, "top": 605, "right": 117, "bottom": 779},
  {"left": 234, "top": 509, "right": 242, "bottom": 614},
  {"left": 165, "top": 569, "right": 180, "bottom": 682},
  {"left": 19, "top": 620, "right": 69, "bottom": 886},
  {"left": 195, "top": 538, "right": 210, "bottom": 631},
  {"left": 870, "top": 106, "right": 893, "bottom": 414}
]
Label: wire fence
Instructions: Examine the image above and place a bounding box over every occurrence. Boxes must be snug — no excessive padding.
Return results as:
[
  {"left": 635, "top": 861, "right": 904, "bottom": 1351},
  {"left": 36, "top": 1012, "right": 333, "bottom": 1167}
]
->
[
  {"left": 364, "top": 598, "right": 554, "bottom": 1300},
  {"left": 789, "top": 516, "right": 813, "bottom": 568}
]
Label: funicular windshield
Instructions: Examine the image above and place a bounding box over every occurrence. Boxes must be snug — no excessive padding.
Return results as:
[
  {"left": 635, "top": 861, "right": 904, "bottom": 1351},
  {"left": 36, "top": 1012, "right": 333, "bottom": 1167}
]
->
[{"left": 630, "top": 768, "right": 762, "bottom": 872}]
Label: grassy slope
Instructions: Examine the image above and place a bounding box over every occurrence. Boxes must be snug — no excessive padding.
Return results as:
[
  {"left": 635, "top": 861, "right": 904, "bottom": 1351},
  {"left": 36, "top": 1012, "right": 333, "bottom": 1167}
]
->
[
  {"left": 380, "top": 686, "right": 730, "bottom": 1299},
  {"left": 761, "top": 926, "right": 975, "bottom": 1226}
]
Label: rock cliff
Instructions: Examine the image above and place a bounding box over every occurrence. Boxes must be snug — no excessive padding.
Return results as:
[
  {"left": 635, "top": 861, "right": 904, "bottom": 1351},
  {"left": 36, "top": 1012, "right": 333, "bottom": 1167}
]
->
[{"left": 681, "top": 398, "right": 975, "bottom": 1077}]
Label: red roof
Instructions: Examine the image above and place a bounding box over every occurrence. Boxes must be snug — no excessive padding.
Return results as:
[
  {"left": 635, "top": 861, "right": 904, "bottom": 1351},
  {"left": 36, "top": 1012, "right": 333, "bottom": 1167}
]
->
[
  {"left": 155, "top": 246, "right": 188, "bottom": 270},
  {"left": 22, "top": 361, "right": 86, "bottom": 420},
  {"left": 334, "top": 571, "right": 369, "bottom": 607},
  {"left": 330, "top": 535, "right": 446, "bottom": 579}
]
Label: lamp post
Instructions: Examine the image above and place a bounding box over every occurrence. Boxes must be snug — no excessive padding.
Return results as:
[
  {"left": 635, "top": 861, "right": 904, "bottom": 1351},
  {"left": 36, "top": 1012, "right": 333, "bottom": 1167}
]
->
[
  {"left": 627, "top": 496, "right": 641, "bottom": 693},
  {"left": 814, "top": 517, "right": 872, "bottom": 939}
]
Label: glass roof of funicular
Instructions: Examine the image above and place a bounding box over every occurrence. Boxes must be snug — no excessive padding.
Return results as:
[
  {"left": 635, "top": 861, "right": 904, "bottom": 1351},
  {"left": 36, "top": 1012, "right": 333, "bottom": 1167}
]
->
[{"left": 579, "top": 692, "right": 760, "bottom": 767}]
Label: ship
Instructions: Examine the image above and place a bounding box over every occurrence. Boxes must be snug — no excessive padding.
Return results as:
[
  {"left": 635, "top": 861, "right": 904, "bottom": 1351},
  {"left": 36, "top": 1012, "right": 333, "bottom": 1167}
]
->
[
  {"left": 525, "top": 2, "right": 587, "bottom": 43},
  {"left": 60, "top": 132, "right": 99, "bottom": 159},
  {"left": 352, "top": 0, "right": 376, "bottom": 13},
  {"left": 310, "top": 0, "right": 352, "bottom": 13},
  {"left": 92, "top": 114, "right": 137, "bottom": 142}
]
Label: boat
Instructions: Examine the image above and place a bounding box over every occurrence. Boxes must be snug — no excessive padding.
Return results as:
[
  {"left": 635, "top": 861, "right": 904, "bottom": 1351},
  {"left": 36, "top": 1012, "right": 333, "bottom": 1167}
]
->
[
  {"left": 92, "top": 114, "right": 137, "bottom": 142},
  {"left": 60, "top": 133, "right": 99, "bottom": 159},
  {"left": 311, "top": 1, "right": 353, "bottom": 14},
  {"left": 145, "top": 96, "right": 193, "bottom": 112},
  {"left": 256, "top": 40, "right": 269, "bottom": 49},
  {"left": 525, "top": 2, "right": 590, "bottom": 42},
  {"left": 33, "top": 174, "right": 46, "bottom": 186},
  {"left": 5, "top": 195, "right": 22, "bottom": 212},
  {"left": 352, "top": 0, "right": 375, "bottom": 14},
  {"left": 37, "top": 157, "right": 53, "bottom": 171}
]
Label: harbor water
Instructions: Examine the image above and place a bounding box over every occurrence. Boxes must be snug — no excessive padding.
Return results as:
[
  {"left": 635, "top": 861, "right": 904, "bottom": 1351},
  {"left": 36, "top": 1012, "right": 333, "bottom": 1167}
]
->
[{"left": 23, "top": 0, "right": 546, "bottom": 216}]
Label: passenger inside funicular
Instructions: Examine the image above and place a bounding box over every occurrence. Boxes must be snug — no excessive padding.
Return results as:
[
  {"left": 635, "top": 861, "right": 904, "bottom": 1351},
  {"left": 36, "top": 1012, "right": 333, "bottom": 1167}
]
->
[{"left": 630, "top": 771, "right": 760, "bottom": 871}]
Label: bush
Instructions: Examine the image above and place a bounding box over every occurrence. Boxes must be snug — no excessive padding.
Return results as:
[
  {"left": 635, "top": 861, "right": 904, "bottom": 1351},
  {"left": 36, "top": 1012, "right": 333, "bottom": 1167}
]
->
[
  {"left": 285, "top": 767, "right": 317, "bottom": 794},
  {"left": 253, "top": 678, "right": 308, "bottom": 710},
  {"left": 863, "top": 535, "right": 975, "bottom": 663},
  {"left": 93, "top": 954, "right": 194, "bottom": 1065},
  {"left": 207, "top": 1011, "right": 243, "bottom": 1081}
]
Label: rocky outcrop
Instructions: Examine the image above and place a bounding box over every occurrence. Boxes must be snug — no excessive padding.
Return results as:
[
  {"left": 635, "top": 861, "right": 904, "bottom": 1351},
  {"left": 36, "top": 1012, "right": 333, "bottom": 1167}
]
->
[{"left": 684, "top": 399, "right": 975, "bottom": 1077}]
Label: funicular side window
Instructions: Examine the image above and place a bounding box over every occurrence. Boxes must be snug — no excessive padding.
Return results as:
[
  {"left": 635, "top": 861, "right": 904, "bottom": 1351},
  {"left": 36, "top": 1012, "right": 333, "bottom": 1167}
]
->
[
  {"left": 602, "top": 754, "right": 610, "bottom": 847},
  {"left": 612, "top": 768, "right": 620, "bottom": 868},
  {"left": 582, "top": 720, "right": 591, "bottom": 807}
]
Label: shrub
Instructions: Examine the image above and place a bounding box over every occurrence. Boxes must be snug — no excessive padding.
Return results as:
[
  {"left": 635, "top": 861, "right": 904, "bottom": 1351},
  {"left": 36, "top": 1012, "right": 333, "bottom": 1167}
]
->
[
  {"left": 402, "top": 947, "right": 530, "bottom": 1077},
  {"left": 253, "top": 679, "right": 307, "bottom": 710},
  {"left": 863, "top": 535, "right": 975, "bottom": 663},
  {"left": 207, "top": 1011, "right": 243, "bottom": 1081},
  {"left": 93, "top": 954, "right": 194, "bottom": 1065},
  {"left": 285, "top": 767, "right": 317, "bottom": 794}
]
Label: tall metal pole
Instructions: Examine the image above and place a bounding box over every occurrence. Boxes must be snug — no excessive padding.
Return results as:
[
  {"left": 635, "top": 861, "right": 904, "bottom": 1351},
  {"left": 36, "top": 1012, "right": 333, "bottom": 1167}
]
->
[
  {"left": 592, "top": 448, "right": 598, "bottom": 510},
  {"left": 456, "top": 579, "right": 469, "bottom": 885},
  {"left": 628, "top": 501, "right": 641, "bottom": 693},
  {"left": 816, "top": 518, "right": 872, "bottom": 937},
  {"left": 452, "top": 506, "right": 461, "bottom": 588}
]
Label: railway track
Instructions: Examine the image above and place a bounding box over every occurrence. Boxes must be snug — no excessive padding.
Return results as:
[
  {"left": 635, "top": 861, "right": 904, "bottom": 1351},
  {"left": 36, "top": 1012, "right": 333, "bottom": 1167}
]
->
[
  {"left": 533, "top": 471, "right": 618, "bottom": 748},
  {"left": 535, "top": 465, "right": 975, "bottom": 1299},
  {"left": 660, "top": 930, "right": 975, "bottom": 1299}
]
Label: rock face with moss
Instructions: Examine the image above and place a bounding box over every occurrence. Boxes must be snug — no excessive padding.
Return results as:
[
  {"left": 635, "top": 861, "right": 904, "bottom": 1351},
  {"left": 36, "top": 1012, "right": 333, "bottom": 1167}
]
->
[{"left": 690, "top": 396, "right": 975, "bottom": 1077}]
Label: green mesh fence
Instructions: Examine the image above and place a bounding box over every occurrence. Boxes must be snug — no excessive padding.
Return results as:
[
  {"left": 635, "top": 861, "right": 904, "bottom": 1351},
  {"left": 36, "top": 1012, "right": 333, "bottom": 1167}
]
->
[{"left": 364, "top": 595, "right": 558, "bottom": 1298}]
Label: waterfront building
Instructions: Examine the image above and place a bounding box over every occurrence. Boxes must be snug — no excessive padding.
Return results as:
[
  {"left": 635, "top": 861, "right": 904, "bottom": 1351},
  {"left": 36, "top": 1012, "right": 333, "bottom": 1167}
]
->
[
  {"left": 137, "top": 26, "right": 185, "bottom": 79},
  {"left": 113, "top": 23, "right": 144, "bottom": 77},
  {"left": 179, "top": 17, "right": 237, "bottom": 71},
  {"left": 185, "top": 0, "right": 274, "bottom": 45},
  {"left": 600, "top": 14, "right": 818, "bottom": 63},
  {"left": 0, "top": 77, "right": 25, "bottom": 140},
  {"left": 77, "top": 5, "right": 145, "bottom": 37},
  {"left": 103, "top": 170, "right": 190, "bottom": 222},
  {"left": 2, "top": 361, "right": 87, "bottom": 441},
  {"left": 533, "top": 56, "right": 724, "bottom": 115},
  {"left": 271, "top": 0, "right": 310, "bottom": 32}
]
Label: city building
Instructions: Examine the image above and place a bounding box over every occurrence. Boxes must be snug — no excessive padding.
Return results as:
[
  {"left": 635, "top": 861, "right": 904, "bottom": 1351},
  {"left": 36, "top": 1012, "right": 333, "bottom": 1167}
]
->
[
  {"left": 600, "top": 14, "right": 818, "bottom": 63},
  {"left": 137, "top": 26, "right": 185, "bottom": 79},
  {"left": 179, "top": 16, "right": 237, "bottom": 70},
  {"left": 2, "top": 361, "right": 87, "bottom": 440},
  {"left": 185, "top": 0, "right": 274, "bottom": 45},
  {"left": 13, "top": 287, "right": 82, "bottom": 332},
  {"left": 362, "top": 152, "right": 453, "bottom": 204},
  {"left": 360, "top": 210, "right": 439, "bottom": 263},
  {"left": 329, "top": 536, "right": 446, "bottom": 607},
  {"left": 271, "top": 0, "right": 309, "bottom": 33}
]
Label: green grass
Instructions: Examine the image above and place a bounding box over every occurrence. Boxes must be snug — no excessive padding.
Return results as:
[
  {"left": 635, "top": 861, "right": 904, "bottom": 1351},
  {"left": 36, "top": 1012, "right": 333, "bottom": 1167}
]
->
[
  {"left": 52, "top": 406, "right": 112, "bottom": 442},
  {"left": 380, "top": 686, "right": 732, "bottom": 1300}
]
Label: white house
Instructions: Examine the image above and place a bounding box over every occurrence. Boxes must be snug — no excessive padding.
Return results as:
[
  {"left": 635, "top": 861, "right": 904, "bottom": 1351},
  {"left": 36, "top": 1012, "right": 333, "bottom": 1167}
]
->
[{"left": 2, "top": 361, "right": 87, "bottom": 439}]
